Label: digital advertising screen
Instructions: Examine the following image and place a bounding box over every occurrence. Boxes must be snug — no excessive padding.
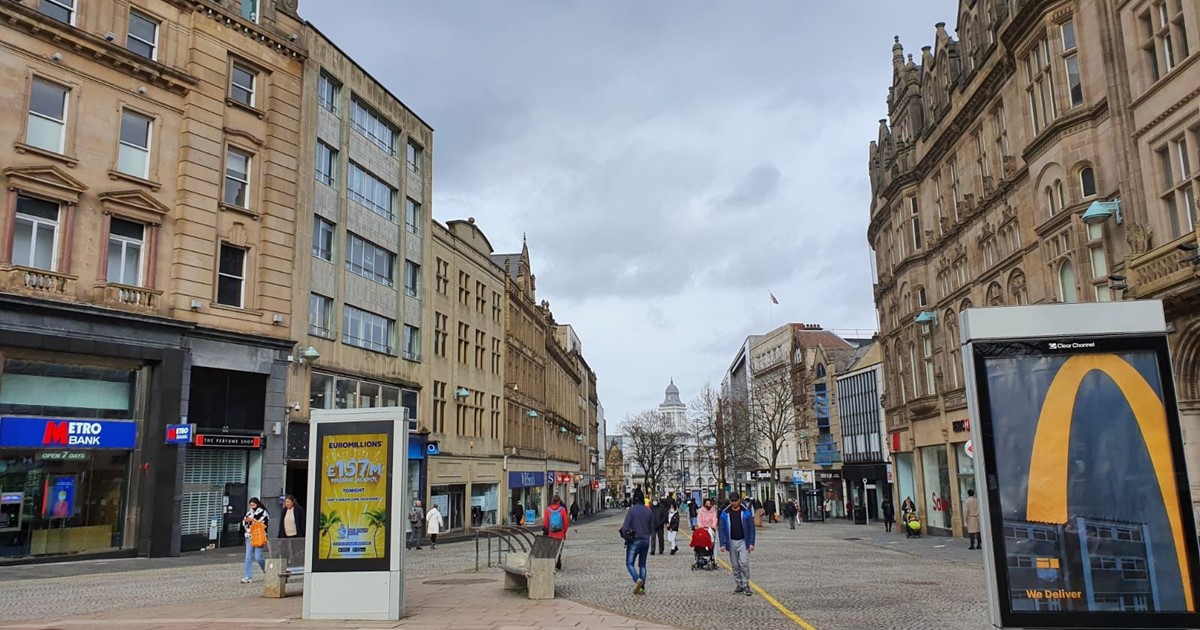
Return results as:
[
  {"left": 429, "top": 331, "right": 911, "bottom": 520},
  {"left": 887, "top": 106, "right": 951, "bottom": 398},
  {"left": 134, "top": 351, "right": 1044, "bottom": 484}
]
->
[
  {"left": 971, "top": 334, "right": 1200, "bottom": 628},
  {"left": 311, "top": 420, "right": 394, "bottom": 573}
]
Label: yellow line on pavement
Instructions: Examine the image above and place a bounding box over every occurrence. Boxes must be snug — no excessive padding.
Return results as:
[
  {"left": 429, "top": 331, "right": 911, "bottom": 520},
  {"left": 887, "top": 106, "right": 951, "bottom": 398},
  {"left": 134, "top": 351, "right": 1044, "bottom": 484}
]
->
[{"left": 681, "top": 528, "right": 818, "bottom": 630}]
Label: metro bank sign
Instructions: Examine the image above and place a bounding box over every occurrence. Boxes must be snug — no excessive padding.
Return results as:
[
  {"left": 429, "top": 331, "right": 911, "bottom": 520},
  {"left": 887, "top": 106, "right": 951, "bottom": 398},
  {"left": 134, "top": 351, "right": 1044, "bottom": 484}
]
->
[{"left": 0, "top": 417, "right": 137, "bottom": 449}]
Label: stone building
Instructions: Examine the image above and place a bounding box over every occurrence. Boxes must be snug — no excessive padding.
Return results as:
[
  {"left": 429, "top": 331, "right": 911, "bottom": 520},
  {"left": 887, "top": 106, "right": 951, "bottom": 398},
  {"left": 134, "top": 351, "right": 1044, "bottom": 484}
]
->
[
  {"left": 0, "top": 0, "right": 304, "bottom": 559},
  {"left": 866, "top": 0, "right": 1199, "bottom": 536},
  {"left": 285, "top": 23, "right": 431, "bottom": 518}
]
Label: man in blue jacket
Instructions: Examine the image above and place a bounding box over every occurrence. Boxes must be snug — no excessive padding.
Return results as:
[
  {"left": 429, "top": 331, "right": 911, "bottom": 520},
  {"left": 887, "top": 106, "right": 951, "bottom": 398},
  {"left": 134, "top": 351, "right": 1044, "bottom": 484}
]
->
[
  {"left": 718, "top": 492, "right": 756, "bottom": 596},
  {"left": 620, "top": 498, "right": 654, "bottom": 594}
]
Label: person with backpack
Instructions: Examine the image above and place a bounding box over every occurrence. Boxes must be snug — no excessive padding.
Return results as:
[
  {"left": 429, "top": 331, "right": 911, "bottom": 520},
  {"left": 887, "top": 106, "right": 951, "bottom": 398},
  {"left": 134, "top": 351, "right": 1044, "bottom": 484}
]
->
[
  {"left": 240, "top": 497, "right": 269, "bottom": 584},
  {"left": 543, "top": 494, "right": 569, "bottom": 570},
  {"left": 408, "top": 500, "right": 425, "bottom": 550}
]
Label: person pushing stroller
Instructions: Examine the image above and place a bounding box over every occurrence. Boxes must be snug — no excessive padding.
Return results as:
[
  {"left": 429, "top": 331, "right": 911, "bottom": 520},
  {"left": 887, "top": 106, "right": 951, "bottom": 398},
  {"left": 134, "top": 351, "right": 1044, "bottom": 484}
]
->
[{"left": 689, "top": 523, "right": 718, "bottom": 570}]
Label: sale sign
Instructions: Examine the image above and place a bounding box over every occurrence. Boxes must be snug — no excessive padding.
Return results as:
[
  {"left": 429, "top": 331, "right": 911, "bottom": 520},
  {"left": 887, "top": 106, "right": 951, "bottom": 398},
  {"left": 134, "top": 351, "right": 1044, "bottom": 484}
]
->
[{"left": 317, "top": 432, "right": 390, "bottom": 562}]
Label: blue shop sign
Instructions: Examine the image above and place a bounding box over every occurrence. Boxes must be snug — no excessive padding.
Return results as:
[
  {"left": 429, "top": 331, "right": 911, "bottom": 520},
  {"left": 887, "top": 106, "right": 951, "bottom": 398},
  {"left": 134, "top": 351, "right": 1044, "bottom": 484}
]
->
[
  {"left": 407, "top": 435, "right": 425, "bottom": 460},
  {"left": 0, "top": 417, "right": 137, "bottom": 449},
  {"left": 507, "top": 471, "right": 545, "bottom": 488}
]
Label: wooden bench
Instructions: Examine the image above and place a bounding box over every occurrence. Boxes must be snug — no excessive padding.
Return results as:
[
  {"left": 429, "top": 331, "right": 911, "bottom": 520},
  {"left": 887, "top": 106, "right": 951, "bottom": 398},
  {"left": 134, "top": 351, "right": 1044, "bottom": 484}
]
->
[
  {"left": 263, "top": 538, "right": 305, "bottom": 598},
  {"left": 498, "top": 535, "right": 562, "bottom": 600}
]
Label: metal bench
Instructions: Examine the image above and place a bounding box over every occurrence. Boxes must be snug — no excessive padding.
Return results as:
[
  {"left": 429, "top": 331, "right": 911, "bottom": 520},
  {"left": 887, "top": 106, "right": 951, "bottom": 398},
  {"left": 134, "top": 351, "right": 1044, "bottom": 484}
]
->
[
  {"left": 498, "top": 535, "right": 562, "bottom": 600},
  {"left": 263, "top": 537, "right": 305, "bottom": 598}
]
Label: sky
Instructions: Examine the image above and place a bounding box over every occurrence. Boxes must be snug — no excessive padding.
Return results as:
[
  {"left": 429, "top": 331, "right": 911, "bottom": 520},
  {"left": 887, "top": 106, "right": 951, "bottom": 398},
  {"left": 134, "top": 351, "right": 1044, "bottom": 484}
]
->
[{"left": 301, "top": 0, "right": 952, "bottom": 428}]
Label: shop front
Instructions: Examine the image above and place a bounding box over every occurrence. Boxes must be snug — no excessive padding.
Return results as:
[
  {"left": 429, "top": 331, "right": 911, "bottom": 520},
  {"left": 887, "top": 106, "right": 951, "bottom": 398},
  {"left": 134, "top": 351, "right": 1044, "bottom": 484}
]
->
[
  {"left": 507, "top": 468, "right": 544, "bottom": 525},
  {"left": 816, "top": 470, "right": 844, "bottom": 518},
  {"left": 842, "top": 463, "right": 890, "bottom": 521},
  {"left": 919, "top": 444, "right": 952, "bottom": 536}
]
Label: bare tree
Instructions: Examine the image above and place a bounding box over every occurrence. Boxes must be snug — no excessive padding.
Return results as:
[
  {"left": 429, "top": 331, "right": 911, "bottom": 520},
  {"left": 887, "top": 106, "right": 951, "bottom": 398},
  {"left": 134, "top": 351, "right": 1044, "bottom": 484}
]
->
[
  {"left": 688, "top": 383, "right": 723, "bottom": 494},
  {"left": 749, "top": 368, "right": 797, "bottom": 506},
  {"left": 625, "top": 409, "right": 682, "bottom": 496}
]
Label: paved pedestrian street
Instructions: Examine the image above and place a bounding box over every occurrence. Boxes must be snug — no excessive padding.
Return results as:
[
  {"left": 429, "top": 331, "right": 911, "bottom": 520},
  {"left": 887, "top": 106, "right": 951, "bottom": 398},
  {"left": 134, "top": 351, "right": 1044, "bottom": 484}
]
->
[{"left": 0, "top": 512, "right": 990, "bottom": 629}]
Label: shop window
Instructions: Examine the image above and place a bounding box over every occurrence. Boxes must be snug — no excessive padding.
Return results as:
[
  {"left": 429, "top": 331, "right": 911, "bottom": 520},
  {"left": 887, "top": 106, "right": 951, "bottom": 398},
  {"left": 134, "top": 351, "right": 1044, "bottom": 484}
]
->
[
  {"left": 920, "top": 445, "right": 952, "bottom": 532},
  {"left": 0, "top": 359, "right": 136, "bottom": 419},
  {"left": 309, "top": 372, "right": 333, "bottom": 409},
  {"left": 187, "top": 367, "right": 266, "bottom": 430}
]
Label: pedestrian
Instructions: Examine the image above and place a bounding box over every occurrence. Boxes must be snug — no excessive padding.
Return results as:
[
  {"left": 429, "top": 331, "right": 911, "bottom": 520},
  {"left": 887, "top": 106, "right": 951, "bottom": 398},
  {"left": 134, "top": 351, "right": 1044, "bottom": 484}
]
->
[
  {"left": 965, "top": 489, "right": 982, "bottom": 550},
  {"left": 650, "top": 498, "right": 666, "bottom": 555},
  {"left": 408, "top": 500, "right": 425, "bottom": 549},
  {"left": 240, "top": 497, "right": 269, "bottom": 583},
  {"left": 544, "top": 495, "right": 569, "bottom": 570},
  {"left": 277, "top": 495, "right": 305, "bottom": 539},
  {"left": 511, "top": 501, "right": 523, "bottom": 526},
  {"left": 881, "top": 498, "right": 895, "bottom": 533},
  {"left": 666, "top": 503, "right": 681, "bottom": 554},
  {"left": 632, "top": 485, "right": 645, "bottom": 505},
  {"left": 783, "top": 500, "right": 797, "bottom": 530},
  {"left": 687, "top": 498, "right": 699, "bottom": 529},
  {"left": 901, "top": 496, "right": 916, "bottom": 514},
  {"left": 620, "top": 494, "right": 654, "bottom": 594},
  {"left": 425, "top": 503, "right": 444, "bottom": 549},
  {"left": 763, "top": 498, "right": 776, "bottom": 525},
  {"left": 752, "top": 497, "right": 764, "bottom": 527},
  {"left": 569, "top": 501, "right": 580, "bottom": 523},
  {"left": 718, "top": 492, "right": 756, "bottom": 596},
  {"left": 697, "top": 498, "right": 718, "bottom": 531}
]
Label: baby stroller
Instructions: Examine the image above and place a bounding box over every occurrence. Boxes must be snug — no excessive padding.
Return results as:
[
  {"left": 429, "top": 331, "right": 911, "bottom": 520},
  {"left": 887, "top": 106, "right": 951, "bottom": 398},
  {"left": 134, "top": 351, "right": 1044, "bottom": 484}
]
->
[
  {"left": 903, "top": 511, "right": 922, "bottom": 538},
  {"left": 690, "top": 526, "right": 718, "bottom": 571}
]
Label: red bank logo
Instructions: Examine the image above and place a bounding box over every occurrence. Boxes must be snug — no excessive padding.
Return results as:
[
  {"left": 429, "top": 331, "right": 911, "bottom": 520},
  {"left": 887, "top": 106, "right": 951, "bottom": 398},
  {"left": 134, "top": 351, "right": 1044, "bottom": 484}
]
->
[{"left": 42, "top": 421, "right": 104, "bottom": 446}]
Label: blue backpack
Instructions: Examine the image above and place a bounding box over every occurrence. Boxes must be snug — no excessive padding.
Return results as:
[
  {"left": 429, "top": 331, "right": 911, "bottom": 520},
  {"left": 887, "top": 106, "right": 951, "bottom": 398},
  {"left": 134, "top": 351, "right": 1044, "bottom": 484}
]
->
[{"left": 549, "top": 506, "right": 565, "bottom": 533}]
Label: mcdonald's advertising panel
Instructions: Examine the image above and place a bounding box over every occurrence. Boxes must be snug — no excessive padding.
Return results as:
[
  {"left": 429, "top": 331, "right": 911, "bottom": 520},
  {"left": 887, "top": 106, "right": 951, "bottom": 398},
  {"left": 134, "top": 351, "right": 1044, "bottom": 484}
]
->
[{"left": 962, "top": 302, "right": 1200, "bottom": 629}]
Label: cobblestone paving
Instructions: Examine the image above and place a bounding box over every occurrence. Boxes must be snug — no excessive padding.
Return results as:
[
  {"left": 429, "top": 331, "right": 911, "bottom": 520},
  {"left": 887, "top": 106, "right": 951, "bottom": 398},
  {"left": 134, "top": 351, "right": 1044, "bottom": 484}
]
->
[{"left": 0, "top": 512, "right": 991, "bottom": 629}]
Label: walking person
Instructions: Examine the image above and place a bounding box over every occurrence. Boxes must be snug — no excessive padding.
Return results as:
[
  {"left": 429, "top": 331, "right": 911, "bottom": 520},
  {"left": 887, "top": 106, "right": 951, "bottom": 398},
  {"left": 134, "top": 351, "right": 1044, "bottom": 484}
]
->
[
  {"left": 620, "top": 495, "right": 654, "bottom": 594},
  {"left": 965, "top": 489, "right": 982, "bottom": 549},
  {"left": 425, "top": 503, "right": 444, "bottom": 549},
  {"left": 240, "top": 497, "right": 269, "bottom": 583},
  {"left": 881, "top": 498, "right": 895, "bottom": 533},
  {"left": 569, "top": 501, "right": 580, "bottom": 524},
  {"left": 544, "top": 495, "right": 569, "bottom": 570},
  {"left": 718, "top": 492, "right": 756, "bottom": 596},
  {"left": 666, "top": 503, "right": 681, "bottom": 554},
  {"left": 687, "top": 498, "right": 699, "bottom": 529},
  {"left": 697, "top": 497, "right": 718, "bottom": 534},
  {"left": 784, "top": 500, "right": 797, "bottom": 530},
  {"left": 277, "top": 495, "right": 305, "bottom": 539},
  {"left": 650, "top": 498, "right": 666, "bottom": 555},
  {"left": 408, "top": 500, "right": 425, "bottom": 549}
]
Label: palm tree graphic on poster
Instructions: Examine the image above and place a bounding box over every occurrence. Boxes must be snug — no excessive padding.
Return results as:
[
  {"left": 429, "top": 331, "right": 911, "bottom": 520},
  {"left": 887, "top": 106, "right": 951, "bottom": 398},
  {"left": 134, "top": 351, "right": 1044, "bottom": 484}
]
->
[
  {"left": 319, "top": 510, "right": 342, "bottom": 558},
  {"left": 364, "top": 508, "right": 388, "bottom": 558}
]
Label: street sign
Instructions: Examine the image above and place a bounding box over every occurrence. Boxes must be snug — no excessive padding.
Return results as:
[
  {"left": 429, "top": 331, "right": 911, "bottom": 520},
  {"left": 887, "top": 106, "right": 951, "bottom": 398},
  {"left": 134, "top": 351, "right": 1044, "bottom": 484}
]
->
[{"left": 166, "top": 423, "right": 193, "bottom": 445}]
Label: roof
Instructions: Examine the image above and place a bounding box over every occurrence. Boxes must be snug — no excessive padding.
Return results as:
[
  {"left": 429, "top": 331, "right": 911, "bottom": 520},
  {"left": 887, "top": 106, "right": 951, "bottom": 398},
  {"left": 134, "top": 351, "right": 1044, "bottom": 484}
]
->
[
  {"left": 793, "top": 329, "right": 856, "bottom": 351},
  {"left": 490, "top": 253, "right": 522, "bottom": 281}
]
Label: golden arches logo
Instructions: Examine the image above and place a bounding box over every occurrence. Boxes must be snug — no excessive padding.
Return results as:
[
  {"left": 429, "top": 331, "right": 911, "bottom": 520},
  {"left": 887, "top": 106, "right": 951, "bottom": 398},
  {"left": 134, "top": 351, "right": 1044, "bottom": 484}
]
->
[{"left": 1026, "top": 354, "right": 1193, "bottom": 611}]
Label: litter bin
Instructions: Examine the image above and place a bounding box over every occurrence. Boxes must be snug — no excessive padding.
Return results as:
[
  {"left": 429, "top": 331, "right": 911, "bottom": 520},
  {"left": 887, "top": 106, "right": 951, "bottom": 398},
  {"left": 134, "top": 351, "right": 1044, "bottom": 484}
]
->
[{"left": 853, "top": 506, "right": 867, "bottom": 524}]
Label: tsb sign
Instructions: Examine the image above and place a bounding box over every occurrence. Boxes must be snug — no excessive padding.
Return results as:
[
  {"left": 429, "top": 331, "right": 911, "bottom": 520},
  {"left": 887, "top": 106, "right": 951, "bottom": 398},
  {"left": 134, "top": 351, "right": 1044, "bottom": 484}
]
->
[{"left": 42, "top": 421, "right": 105, "bottom": 446}]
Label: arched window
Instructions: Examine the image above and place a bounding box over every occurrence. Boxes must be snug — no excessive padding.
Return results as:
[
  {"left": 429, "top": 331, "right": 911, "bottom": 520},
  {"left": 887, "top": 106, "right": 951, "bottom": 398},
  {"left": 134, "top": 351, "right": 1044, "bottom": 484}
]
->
[
  {"left": 1046, "top": 185, "right": 1058, "bottom": 216},
  {"left": 1055, "top": 179, "right": 1065, "bottom": 210},
  {"left": 1059, "top": 260, "right": 1079, "bottom": 303},
  {"left": 1079, "top": 166, "right": 1096, "bottom": 197},
  {"left": 987, "top": 281, "right": 1004, "bottom": 306},
  {"left": 908, "top": 342, "right": 920, "bottom": 398},
  {"left": 944, "top": 309, "right": 962, "bottom": 389},
  {"left": 1008, "top": 269, "right": 1028, "bottom": 305},
  {"left": 816, "top": 363, "right": 826, "bottom": 378},
  {"left": 917, "top": 286, "right": 928, "bottom": 308},
  {"left": 894, "top": 341, "right": 907, "bottom": 403}
]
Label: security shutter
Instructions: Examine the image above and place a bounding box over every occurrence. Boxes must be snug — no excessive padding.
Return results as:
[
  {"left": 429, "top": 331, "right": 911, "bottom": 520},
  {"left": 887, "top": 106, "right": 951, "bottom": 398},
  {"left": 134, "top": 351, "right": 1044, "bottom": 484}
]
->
[{"left": 180, "top": 448, "right": 248, "bottom": 536}]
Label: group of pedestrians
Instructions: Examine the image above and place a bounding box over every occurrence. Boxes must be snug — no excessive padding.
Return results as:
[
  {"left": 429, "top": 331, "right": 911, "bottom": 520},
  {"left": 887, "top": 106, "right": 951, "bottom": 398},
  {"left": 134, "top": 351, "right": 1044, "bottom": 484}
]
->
[
  {"left": 237, "top": 495, "right": 306, "bottom": 583},
  {"left": 619, "top": 488, "right": 757, "bottom": 597},
  {"left": 406, "top": 499, "right": 446, "bottom": 550}
]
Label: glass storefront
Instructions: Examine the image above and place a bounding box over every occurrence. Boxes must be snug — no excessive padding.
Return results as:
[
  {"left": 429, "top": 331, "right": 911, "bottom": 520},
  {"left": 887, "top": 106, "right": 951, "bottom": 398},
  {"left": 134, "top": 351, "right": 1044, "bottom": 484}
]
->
[
  {"left": 0, "top": 357, "right": 141, "bottom": 558},
  {"left": 956, "top": 442, "right": 976, "bottom": 536},
  {"left": 508, "top": 472, "right": 543, "bottom": 525},
  {"left": 470, "top": 483, "right": 498, "bottom": 527},
  {"left": 430, "top": 484, "right": 465, "bottom": 531},
  {"left": 920, "top": 445, "right": 952, "bottom": 533}
]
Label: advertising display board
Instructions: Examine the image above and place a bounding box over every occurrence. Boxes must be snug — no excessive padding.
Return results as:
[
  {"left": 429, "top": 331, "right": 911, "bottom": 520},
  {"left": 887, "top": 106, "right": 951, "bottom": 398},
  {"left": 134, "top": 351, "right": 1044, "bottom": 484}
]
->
[
  {"left": 962, "top": 302, "right": 1199, "bottom": 629},
  {"left": 311, "top": 422, "right": 393, "bottom": 571}
]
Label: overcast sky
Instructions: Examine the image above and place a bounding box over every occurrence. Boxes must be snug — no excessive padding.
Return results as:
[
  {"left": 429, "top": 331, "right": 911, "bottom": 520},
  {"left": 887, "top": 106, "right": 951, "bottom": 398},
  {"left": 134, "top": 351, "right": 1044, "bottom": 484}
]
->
[{"left": 302, "top": 1, "right": 951, "bottom": 428}]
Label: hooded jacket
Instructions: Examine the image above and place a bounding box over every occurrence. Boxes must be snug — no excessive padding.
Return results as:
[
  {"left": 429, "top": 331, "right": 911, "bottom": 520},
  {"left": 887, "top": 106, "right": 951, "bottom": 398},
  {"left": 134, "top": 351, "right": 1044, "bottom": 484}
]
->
[
  {"left": 697, "top": 505, "right": 719, "bottom": 530},
  {"left": 717, "top": 504, "right": 756, "bottom": 549}
]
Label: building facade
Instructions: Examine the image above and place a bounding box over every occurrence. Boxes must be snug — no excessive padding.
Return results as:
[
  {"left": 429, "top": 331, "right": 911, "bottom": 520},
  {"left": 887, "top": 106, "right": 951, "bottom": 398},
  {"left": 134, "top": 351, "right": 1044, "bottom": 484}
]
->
[
  {"left": 286, "top": 23, "right": 431, "bottom": 519},
  {"left": 836, "top": 342, "right": 891, "bottom": 522},
  {"left": 867, "top": 0, "right": 1200, "bottom": 535},
  {"left": 0, "top": 0, "right": 305, "bottom": 560}
]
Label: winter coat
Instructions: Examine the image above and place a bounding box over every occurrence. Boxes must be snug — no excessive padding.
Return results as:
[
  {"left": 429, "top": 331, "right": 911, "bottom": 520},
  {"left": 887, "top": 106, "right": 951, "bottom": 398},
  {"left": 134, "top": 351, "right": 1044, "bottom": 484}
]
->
[
  {"left": 666, "top": 509, "right": 680, "bottom": 532},
  {"left": 717, "top": 506, "right": 756, "bottom": 549},
  {"left": 277, "top": 504, "right": 305, "bottom": 538},
  {"left": 965, "top": 496, "right": 981, "bottom": 534},
  {"left": 652, "top": 503, "right": 667, "bottom": 529},
  {"left": 426, "top": 507, "right": 444, "bottom": 535},
  {"left": 241, "top": 505, "right": 269, "bottom": 539},
  {"left": 543, "top": 502, "right": 569, "bottom": 540},
  {"left": 697, "top": 506, "right": 719, "bottom": 530}
]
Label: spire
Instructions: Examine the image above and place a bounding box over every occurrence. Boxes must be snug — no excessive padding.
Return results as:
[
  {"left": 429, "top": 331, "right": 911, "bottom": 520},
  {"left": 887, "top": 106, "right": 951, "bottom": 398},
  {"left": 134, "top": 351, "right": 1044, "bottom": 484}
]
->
[{"left": 892, "top": 35, "right": 905, "bottom": 71}]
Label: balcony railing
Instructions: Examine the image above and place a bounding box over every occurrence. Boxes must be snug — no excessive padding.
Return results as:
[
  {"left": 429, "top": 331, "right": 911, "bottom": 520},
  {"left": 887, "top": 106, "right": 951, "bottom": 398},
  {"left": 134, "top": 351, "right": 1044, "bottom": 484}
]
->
[
  {"left": 95, "top": 283, "right": 163, "bottom": 314},
  {"left": 1126, "top": 232, "right": 1199, "bottom": 299},
  {"left": 815, "top": 438, "right": 841, "bottom": 467},
  {"left": 1, "top": 266, "right": 75, "bottom": 299}
]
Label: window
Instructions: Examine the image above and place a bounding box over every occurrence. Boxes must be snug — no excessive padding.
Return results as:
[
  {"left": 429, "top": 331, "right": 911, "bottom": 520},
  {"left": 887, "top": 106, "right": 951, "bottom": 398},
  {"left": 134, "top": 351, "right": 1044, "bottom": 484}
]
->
[
  {"left": 345, "top": 233, "right": 394, "bottom": 286},
  {"left": 458, "top": 271, "right": 471, "bottom": 305},
  {"left": 475, "top": 330, "right": 486, "bottom": 369},
  {"left": 492, "top": 291, "right": 502, "bottom": 322},
  {"left": 1141, "top": 0, "right": 1190, "bottom": 81},
  {"left": 476, "top": 281, "right": 486, "bottom": 314},
  {"left": 457, "top": 322, "right": 470, "bottom": 364},
  {"left": 38, "top": 0, "right": 74, "bottom": 24},
  {"left": 434, "top": 312, "right": 448, "bottom": 358},
  {"left": 349, "top": 98, "right": 395, "bottom": 154},
  {"left": 933, "top": 175, "right": 944, "bottom": 224},
  {"left": 405, "top": 198, "right": 421, "bottom": 235},
  {"left": 407, "top": 140, "right": 423, "bottom": 173},
  {"left": 1158, "top": 136, "right": 1197, "bottom": 239},
  {"left": 12, "top": 195, "right": 60, "bottom": 271},
  {"left": 106, "top": 218, "right": 144, "bottom": 285},
  {"left": 403, "top": 325, "right": 421, "bottom": 361},
  {"left": 117, "top": 110, "right": 152, "bottom": 178},
  {"left": 1045, "top": 186, "right": 1058, "bottom": 216},
  {"left": 404, "top": 260, "right": 421, "bottom": 297},
  {"left": 1026, "top": 39, "right": 1057, "bottom": 134},
  {"left": 1087, "top": 223, "right": 1111, "bottom": 302},
  {"left": 1055, "top": 179, "right": 1066, "bottom": 209},
  {"left": 317, "top": 71, "right": 340, "bottom": 114},
  {"left": 432, "top": 381, "right": 447, "bottom": 433},
  {"left": 347, "top": 163, "right": 394, "bottom": 220},
  {"left": 312, "top": 215, "right": 334, "bottom": 261},
  {"left": 27, "top": 78, "right": 68, "bottom": 154},
  {"left": 316, "top": 141, "right": 337, "bottom": 186},
  {"left": 435, "top": 257, "right": 450, "bottom": 295},
  {"left": 1061, "top": 19, "right": 1083, "bottom": 107},
  {"left": 993, "top": 105, "right": 1009, "bottom": 162},
  {"left": 343, "top": 305, "right": 393, "bottom": 354},
  {"left": 975, "top": 129, "right": 990, "bottom": 185},
  {"left": 127, "top": 10, "right": 159, "bottom": 60},
  {"left": 949, "top": 159, "right": 961, "bottom": 220},
  {"left": 241, "top": 0, "right": 259, "bottom": 23},
  {"left": 309, "top": 293, "right": 332, "bottom": 338},
  {"left": 216, "top": 244, "right": 246, "bottom": 307},
  {"left": 223, "top": 147, "right": 252, "bottom": 208},
  {"left": 1080, "top": 167, "right": 1097, "bottom": 197},
  {"left": 923, "top": 336, "right": 936, "bottom": 396},
  {"left": 909, "top": 197, "right": 922, "bottom": 250},
  {"left": 1058, "top": 259, "right": 1078, "bottom": 303},
  {"left": 229, "top": 62, "right": 257, "bottom": 107}
]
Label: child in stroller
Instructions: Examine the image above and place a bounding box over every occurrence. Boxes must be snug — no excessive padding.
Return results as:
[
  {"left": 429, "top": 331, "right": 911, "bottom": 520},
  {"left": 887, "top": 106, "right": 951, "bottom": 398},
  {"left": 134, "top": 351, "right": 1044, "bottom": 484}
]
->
[
  {"left": 690, "top": 526, "right": 719, "bottom": 571},
  {"left": 903, "top": 510, "right": 922, "bottom": 538}
]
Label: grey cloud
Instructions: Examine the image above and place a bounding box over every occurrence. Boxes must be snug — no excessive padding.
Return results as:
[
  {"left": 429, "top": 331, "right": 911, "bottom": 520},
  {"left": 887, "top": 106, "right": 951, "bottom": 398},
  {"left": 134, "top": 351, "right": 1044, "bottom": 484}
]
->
[{"left": 723, "top": 164, "right": 783, "bottom": 208}]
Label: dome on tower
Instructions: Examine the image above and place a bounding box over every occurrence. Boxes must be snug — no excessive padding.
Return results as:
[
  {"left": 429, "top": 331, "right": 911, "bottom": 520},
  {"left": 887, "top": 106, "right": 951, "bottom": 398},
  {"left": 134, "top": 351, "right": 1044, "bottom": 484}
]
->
[
  {"left": 666, "top": 380, "right": 679, "bottom": 396},
  {"left": 661, "top": 379, "right": 683, "bottom": 407}
]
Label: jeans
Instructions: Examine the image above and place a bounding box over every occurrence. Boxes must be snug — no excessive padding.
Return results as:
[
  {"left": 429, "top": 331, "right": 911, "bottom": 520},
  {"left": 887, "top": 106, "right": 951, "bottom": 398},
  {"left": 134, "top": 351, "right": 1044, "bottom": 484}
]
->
[
  {"left": 728, "top": 539, "right": 750, "bottom": 591},
  {"left": 652, "top": 527, "right": 664, "bottom": 553},
  {"left": 689, "top": 517, "right": 697, "bottom": 529},
  {"left": 625, "top": 538, "right": 649, "bottom": 584},
  {"left": 408, "top": 524, "right": 423, "bottom": 548},
  {"left": 244, "top": 538, "right": 265, "bottom": 579}
]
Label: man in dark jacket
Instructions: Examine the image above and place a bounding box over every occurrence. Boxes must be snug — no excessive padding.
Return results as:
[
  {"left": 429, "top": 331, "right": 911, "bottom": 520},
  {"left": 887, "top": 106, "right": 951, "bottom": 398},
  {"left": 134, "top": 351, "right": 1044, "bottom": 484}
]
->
[
  {"left": 718, "top": 492, "right": 757, "bottom": 596},
  {"left": 650, "top": 498, "right": 667, "bottom": 555},
  {"left": 620, "top": 499, "right": 654, "bottom": 594}
]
